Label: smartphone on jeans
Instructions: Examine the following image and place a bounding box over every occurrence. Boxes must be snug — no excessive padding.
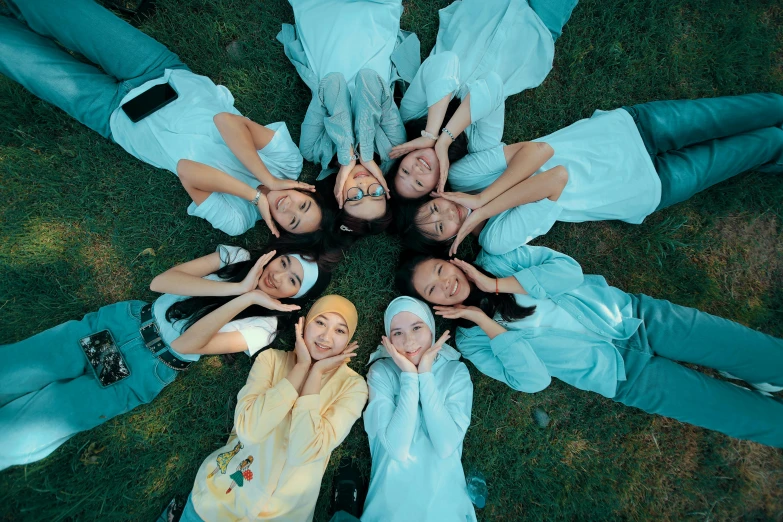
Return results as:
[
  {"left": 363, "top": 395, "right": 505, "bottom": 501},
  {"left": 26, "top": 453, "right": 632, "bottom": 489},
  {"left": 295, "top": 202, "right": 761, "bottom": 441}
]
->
[{"left": 121, "top": 82, "right": 178, "bottom": 123}]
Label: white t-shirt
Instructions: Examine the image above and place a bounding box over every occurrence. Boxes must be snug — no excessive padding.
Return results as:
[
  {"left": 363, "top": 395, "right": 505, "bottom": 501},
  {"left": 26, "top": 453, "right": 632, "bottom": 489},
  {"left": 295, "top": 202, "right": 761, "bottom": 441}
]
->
[
  {"left": 476, "top": 109, "right": 662, "bottom": 254},
  {"left": 534, "top": 109, "right": 661, "bottom": 224},
  {"left": 108, "top": 69, "right": 303, "bottom": 236},
  {"left": 288, "top": 0, "right": 402, "bottom": 91},
  {"left": 152, "top": 245, "right": 278, "bottom": 361}
]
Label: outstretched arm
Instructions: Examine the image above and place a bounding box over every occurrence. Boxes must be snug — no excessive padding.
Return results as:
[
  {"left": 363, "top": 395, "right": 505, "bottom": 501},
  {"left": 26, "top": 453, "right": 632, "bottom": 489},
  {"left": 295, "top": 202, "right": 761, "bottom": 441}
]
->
[
  {"left": 213, "top": 112, "right": 277, "bottom": 186},
  {"left": 176, "top": 158, "right": 258, "bottom": 205}
]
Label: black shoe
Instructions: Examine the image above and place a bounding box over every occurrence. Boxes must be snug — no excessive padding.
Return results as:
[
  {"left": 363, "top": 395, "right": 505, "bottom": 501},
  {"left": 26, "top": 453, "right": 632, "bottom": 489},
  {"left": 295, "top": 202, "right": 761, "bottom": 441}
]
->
[{"left": 330, "top": 457, "right": 363, "bottom": 518}]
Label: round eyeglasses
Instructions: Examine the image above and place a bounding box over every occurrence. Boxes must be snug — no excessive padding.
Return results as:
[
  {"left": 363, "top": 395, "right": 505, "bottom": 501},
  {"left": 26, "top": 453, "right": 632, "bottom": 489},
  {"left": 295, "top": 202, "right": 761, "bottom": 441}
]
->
[{"left": 345, "top": 183, "right": 386, "bottom": 202}]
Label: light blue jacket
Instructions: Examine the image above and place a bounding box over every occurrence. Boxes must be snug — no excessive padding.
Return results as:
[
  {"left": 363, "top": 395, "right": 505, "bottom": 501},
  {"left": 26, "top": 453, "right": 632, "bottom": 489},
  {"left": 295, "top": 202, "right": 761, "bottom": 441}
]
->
[{"left": 456, "top": 246, "right": 651, "bottom": 398}]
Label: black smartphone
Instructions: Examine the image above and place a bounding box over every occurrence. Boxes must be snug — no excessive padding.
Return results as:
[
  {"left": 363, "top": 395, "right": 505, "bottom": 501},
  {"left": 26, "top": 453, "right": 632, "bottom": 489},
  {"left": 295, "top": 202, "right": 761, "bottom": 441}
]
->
[
  {"left": 121, "top": 82, "right": 178, "bottom": 123},
  {"left": 78, "top": 330, "right": 131, "bottom": 387}
]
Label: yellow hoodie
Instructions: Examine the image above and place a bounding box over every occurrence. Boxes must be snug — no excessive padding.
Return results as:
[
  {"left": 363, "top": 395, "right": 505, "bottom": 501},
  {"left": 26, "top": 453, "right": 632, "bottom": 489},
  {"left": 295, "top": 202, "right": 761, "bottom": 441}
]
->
[{"left": 190, "top": 349, "right": 368, "bottom": 521}]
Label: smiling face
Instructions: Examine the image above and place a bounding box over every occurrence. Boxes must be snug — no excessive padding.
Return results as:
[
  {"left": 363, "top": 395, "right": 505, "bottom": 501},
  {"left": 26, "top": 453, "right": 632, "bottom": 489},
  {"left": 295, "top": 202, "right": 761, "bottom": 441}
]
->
[
  {"left": 342, "top": 164, "right": 387, "bottom": 220},
  {"left": 389, "top": 311, "right": 433, "bottom": 366},
  {"left": 415, "top": 197, "right": 468, "bottom": 241},
  {"left": 412, "top": 258, "right": 471, "bottom": 305},
  {"left": 267, "top": 189, "right": 322, "bottom": 234},
  {"left": 256, "top": 254, "right": 305, "bottom": 299},
  {"left": 304, "top": 312, "right": 350, "bottom": 361},
  {"left": 394, "top": 148, "right": 440, "bottom": 199}
]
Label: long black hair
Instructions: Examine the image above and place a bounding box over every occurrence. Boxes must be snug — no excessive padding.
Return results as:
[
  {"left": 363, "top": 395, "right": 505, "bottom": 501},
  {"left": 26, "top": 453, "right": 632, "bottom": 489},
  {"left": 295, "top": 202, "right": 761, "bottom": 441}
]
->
[
  {"left": 277, "top": 189, "right": 347, "bottom": 268},
  {"left": 386, "top": 96, "right": 470, "bottom": 201},
  {"left": 393, "top": 198, "right": 450, "bottom": 254},
  {"left": 165, "top": 243, "right": 332, "bottom": 335},
  {"left": 395, "top": 253, "right": 535, "bottom": 327},
  {"left": 314, "top": 176, "right": 393, "bottom": 240}
]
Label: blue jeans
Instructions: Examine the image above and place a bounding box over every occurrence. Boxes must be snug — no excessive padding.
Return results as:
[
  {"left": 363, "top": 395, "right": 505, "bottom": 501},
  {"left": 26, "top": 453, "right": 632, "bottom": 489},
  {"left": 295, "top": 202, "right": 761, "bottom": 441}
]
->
[
  {"left": 622, "top": 93, "right": 783, "bottom": 210},
  {"left": 0, "top": 0, "right": 187, "bottom": 138},
  {"left": 528, "top": 0, "right": 579, "bottom": 42},
  {"left": 0, "top": 301, "right": 178, "bottom": 470}
]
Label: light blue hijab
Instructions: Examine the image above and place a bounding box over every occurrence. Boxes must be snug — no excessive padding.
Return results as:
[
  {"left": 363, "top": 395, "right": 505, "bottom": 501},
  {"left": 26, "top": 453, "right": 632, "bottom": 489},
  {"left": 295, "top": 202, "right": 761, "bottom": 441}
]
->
[{"left": 369, "top": 296, "right": 460, "bottom": 365}]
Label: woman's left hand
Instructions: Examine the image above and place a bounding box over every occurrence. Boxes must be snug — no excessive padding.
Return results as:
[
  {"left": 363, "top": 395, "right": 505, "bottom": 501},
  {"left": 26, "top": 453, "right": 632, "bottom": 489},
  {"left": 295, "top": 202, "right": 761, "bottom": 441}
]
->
[
  {"left": 417, "top": 330, "right": 451, "bottom": 374},
  {"left": 389, "top": 136, "right": 436, "bottom": 159},
  {"left": 312, "top": 341, "right": 359, "bottom": 373},
  {"left": 447, "top": 209, "right": 485, "bottom": 257},
  {"left": 360, "top": 158, "right": 390, "bottom": 199},
  {"left": 450, "top": 259, "right": 496, "bottom": 292},
  {"left": 431, "top": 191, "right": 483, "bottom": 210},
  {"left": 434, "top": 134, "right": 452, "bottom": 193},
  {"left": 255, "top": 192, "right": 280, "bottom": 238}
]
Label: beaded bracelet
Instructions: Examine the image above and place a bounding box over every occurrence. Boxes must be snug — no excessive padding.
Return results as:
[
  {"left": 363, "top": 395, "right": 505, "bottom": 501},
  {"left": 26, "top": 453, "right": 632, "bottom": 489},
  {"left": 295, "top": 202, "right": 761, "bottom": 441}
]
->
[
  {"left": 441, "top": 127, "right": 455, "bottom": 140},
  {"left": 421, "top": 130, "right": 439, "bottom": 141}
]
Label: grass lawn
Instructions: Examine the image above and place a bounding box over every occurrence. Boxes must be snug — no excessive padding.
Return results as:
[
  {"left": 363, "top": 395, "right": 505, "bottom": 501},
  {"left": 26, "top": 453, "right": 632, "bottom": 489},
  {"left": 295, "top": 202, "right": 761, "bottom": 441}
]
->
[{"left": 1, "top": 0, "right": 782, "bottom": 520}]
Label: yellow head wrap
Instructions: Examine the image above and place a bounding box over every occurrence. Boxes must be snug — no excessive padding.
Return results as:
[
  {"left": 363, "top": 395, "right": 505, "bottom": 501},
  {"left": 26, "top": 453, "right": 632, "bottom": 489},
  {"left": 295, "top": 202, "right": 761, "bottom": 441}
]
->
[{"left": 305, "top": 295, "right": 359, "bottom": 341}]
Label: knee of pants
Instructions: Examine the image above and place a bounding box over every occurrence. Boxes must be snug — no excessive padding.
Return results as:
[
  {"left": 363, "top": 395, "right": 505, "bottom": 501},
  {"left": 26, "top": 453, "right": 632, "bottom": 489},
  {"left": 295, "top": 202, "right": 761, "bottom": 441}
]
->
[
  {"left": 355, "top": 68, "right": 386, "bottom": 94},
  {"left": 321, "top": 72, "right": 348, "bottom": 89},
  {"left": 761, "top": 92, "right": 783, "bottom": 122}
]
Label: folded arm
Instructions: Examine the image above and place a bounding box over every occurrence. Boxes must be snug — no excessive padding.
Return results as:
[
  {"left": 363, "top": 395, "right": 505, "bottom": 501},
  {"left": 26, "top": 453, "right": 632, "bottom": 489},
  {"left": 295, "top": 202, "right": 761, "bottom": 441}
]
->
[
  {"left": 213, "top": 112, "right": 277, "bottom": 186},
  {"left": 363, "top": 365, "right": 420, "bottom": 462},
  {"left": 418, "top": 365, "right": 473, "bottom": 459},
  {"left": 234, "top": 351, "right": 299, "bottom": 442},
  {"left": 287, "top": 376, "right": 368, "bottom": 465}
]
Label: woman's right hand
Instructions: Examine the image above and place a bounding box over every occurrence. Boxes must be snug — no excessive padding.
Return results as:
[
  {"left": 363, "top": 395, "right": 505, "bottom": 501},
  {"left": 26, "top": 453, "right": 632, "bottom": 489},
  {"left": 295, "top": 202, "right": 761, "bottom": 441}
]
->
[
  {"left": 245, "top": 289, "right": 301, "bottom": 312},
  {"left": 381, "top": 336, "right": 418, "bottom": 373},
  {"left": 432, "top": 304, "right": 488, "bottom": 325},
  {"left": 236, "top": 251, "right": 276, "bottom": 294},
  {"left": 293, "top": 317, "right": 312, "bottom": 367},
  {"left": 334, "top": 159, "right": 356, "bottom": 209},
  {"left": 255, "top": 192, "right": 280, "bottom": 238},
  {"left": 389, "top": 136, "right": 436, "bottom": 159}
]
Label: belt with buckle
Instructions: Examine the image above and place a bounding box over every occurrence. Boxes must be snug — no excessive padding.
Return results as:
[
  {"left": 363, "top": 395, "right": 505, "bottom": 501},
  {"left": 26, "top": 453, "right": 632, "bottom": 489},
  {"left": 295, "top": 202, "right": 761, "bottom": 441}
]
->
[{"left": 140, "top": 304, "right": 190, "bottom": 371}]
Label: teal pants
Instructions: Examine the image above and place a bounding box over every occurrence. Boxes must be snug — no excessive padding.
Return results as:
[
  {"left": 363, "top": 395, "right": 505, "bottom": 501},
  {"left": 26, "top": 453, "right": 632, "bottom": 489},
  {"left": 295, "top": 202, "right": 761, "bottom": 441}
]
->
[
  {"left": 0, "top": 301, "right": 177, "bottom": 471},
  {"left": 622, "top": 93, "right": 783, "bottom": 210},
  {"left": 615, "top": 294, "right": 783, "bottom": 447},
  {"left": 528, "top": 0, "right": 579, "bottom": 42},
  {"left": 0, "top": 0, "right": 187, "bottom": 138}
]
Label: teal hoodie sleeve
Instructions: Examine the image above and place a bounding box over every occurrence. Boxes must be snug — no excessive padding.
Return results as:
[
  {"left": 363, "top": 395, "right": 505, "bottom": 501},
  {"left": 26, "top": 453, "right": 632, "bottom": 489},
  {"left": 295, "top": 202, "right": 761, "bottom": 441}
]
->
[
  {"left": 363, "top": 362, "right": 420, "bottom": 462},
  {"left": 418, "top": 363, "right": 473, "bottom": 459},
  {"left": 399, "top": 51, "right": 461, "bottom": 122},
  {"left": 478, "top": 245, "right": 584, "bottom": 298},
  {"left": 462, "top": 72, "right": 506, "bottom": 153},
  {"left": 456, "top": 326, "right": 551, "bottom": 393}
]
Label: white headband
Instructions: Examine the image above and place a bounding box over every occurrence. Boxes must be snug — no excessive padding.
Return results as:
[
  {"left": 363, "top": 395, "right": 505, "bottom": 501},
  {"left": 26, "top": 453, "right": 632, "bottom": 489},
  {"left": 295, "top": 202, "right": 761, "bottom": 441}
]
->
[{"left": 290, "top": 254, "right": 319, "bottom": 298}]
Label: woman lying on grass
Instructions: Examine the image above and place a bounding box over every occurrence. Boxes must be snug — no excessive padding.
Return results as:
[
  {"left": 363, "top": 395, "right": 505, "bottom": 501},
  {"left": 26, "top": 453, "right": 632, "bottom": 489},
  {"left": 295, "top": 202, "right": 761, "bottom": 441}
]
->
[
  {"left": 388, "top": 0, "right": 578, "bottom": 199},
  {"left": 396, "top": 246, "right": 783, "bottom": 447},
  {"left": 168, "top": 295, "right": 368, "bottom": 522},
  {"left": 359, "top": 296, "right": 475, "bottom": 522},
  {"left": 0, "top": 243, "right": 331, "bottom": 471},
  {"left": 397, "top": 93, "right": 783, "bottom": 256},
  {"left": 279, "top": 0, "right": 415, "bottom": 238},
  {"left": 0, "top": 0, "right": 338, "bottom": 244}
]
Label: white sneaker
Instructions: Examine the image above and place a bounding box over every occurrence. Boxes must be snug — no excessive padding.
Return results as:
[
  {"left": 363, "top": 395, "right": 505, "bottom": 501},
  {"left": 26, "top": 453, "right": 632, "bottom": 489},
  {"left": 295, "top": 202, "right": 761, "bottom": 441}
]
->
[{"left": 719, "top": 371, "right": 783, "bottom": 393}]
